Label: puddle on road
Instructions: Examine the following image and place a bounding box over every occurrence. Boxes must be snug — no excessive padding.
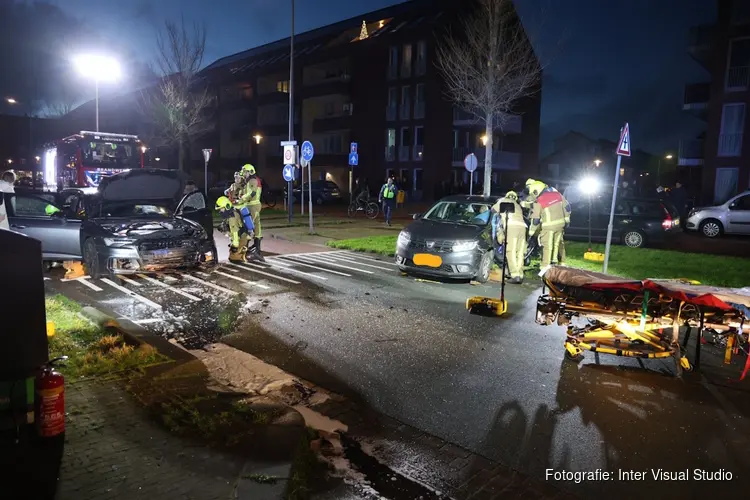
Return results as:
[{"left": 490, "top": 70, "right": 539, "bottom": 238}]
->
[{"left": 341, "top": 435, "right": 444, "bottom": 500}]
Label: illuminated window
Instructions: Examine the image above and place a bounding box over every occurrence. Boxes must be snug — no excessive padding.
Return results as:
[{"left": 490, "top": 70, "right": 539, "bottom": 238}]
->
[{"left": 276, "top": 80, "right": 290, "bottom": 93}]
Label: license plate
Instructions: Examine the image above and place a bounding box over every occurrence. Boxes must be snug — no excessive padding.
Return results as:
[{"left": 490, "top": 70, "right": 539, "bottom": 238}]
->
[
  {"left": 153, "top": 249, "right": 170, "bottom": 257},
  {"left": 673, "top": 218, "right": 680, "bottom": 226},
  {"left": 413, "top": 253, "right": 442, "bottom": 268}
]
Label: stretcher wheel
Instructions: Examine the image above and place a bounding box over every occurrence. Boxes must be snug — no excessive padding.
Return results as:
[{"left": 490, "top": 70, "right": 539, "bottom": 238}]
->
[{"left": 564, "top": 350, "right": 584, "bottom": 363}]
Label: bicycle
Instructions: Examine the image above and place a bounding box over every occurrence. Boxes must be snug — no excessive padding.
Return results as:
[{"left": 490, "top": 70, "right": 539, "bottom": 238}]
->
[
  {"left": 261, "top": 190, "right": 277, "bottom": 208},
  {"left": 347, "top": 197, "right": 379, "bottom": 219}
]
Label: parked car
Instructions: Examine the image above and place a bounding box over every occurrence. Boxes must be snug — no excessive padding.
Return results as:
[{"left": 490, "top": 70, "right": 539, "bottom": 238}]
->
[
  {"left": 3, "top": 169, "right": 217, "bottom": 277},
  {"left": 565, "top": 196, "right": 681, "bottom": 248},
  {"left": 395, "top": 195, "right": 500, "bottom": 283},
  {"left": 685, "top": 190, "right": 750, "bottom": 238},
  {"left": 288, "top": 180, "right": 343, "bottom": 205}
]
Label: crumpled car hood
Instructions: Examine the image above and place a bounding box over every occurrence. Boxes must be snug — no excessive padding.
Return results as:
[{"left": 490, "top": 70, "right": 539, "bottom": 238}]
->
[{"left": 99, "top": 218, "right": 203, "bottom": 239}]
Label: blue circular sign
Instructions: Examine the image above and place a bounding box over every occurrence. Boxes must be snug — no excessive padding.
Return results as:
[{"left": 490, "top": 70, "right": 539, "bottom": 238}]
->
[
  {"left": 301, "top": 141, "right": 314, "bottom": 163},
  {"left": 283, "top": 164, "right": 295, "bottom": 182},
  {"left": 464, "top": 153, "right": 478, "bottom": 173}
]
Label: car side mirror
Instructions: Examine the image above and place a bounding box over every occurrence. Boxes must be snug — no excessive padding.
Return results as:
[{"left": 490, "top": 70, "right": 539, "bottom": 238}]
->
[{"left": 412, "top": 213, "right": 421, "bottom": 220}]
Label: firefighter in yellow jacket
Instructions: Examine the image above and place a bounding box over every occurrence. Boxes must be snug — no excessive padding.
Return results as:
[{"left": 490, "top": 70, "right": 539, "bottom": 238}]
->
[
  {"left": 526, "top": 179, "right": 570, "bottom": 268},
  {"left": 492, "top": 191, "right": 527, "bottom": 284},
  {"left": 215, "top": 196, "right": 253, "bottom": 262},
  {"left": 239, "top": 163, "right": 265, "bottom": 262}
]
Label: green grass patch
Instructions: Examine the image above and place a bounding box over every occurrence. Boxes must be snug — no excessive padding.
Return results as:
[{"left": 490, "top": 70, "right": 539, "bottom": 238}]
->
[
  {"left": 327, "top": 236, "right": 750, "bottom": 287},
  {"left": 327, "top": 236, "right": 397, "bottom": 256},
  {"left": 46, "top": 295, "right": 165, "bottom": 378}
]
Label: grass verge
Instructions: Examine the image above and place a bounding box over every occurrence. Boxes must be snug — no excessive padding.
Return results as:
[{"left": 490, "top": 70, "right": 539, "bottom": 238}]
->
[
  {"left": 327, "top": 236, "right": 750, "bottom": 287},
  {"left": 46, "top": 295, "right": 166, "bottom": 378}
]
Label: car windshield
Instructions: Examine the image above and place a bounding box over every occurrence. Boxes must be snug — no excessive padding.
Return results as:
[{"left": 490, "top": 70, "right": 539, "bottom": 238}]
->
[
  {"left": 423, "top": 201, "right": 492, "bottom": 225},
  {"left": 100, "top": 203, "right": 173, "bottom": 218}
]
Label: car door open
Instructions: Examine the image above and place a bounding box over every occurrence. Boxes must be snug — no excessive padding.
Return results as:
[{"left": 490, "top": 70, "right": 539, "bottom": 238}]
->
[
  {"left": 6, "top": 193, "right": 82, "bottom": 260},
  {"left": 176, "top": 191, "right": 213, "bottom": 240}
]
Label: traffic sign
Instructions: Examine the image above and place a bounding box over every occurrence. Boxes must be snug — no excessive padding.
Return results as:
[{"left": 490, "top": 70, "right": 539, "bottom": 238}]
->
[
  {"left": 348, "top": 152, "right": 359, "bottom": 166},
  {"left": 283, "top": 145, "right": 296, "bottom": 165},
  {"left": 464, "top": 153, "right": 478, "bottom": 172},
  {"left": 616, "top": 123, "right": 631, "bottom": 157},
  {"left": 301, "top": 141, "right": 314, "bottom": 163},
  {"left": 350, "top": 142, "right": 358, "bottom": 154},
  {"left": 283, "top": 165, "right": 295, "bottom": 182},
  {"left": 202, "top": 148, "right": 212, "bottom": 162}
]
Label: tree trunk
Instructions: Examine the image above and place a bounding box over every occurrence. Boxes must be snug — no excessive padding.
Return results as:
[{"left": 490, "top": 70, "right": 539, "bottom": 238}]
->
[
  {"left": 178, "top": 138, "right": 186, "bottom": 173},
  {"left": 483, "top": 117, "right": 493, "bottom": 197}
]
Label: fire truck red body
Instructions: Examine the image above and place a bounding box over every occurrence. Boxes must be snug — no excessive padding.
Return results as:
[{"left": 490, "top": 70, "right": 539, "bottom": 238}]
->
[{"left": 43, "top": 131, "right": 145, "bottom": 189}]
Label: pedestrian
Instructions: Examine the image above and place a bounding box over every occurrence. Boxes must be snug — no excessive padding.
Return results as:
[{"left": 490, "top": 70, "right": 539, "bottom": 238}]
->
[
  {"left": 620, "top": 181, "right": 633, "bottom": 198},
  {"left": 379, "top": 177, "right": 397, "bottom": 226},
  {"left": 0, "top": 170, "right": 16, "bottom": 230},
  {"left": 669, "top": 181, "right": 688, "bottom": 224},
  {"left": 492, "top": 191, "right": 527, "bottom": 284},
  {"left": 182, "top": 180, "right": 206, "bottom": 210}
]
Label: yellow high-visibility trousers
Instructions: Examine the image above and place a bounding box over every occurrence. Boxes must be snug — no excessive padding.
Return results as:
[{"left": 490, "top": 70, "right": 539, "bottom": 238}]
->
[
  {"left": 539, "top": 226, "right": 564, "bottom": 268},
  {"left": 503, "top": 226, "right": 527, "bottom": 278},
  {"left": 249, "top": 204, "right": 262, "bottom": 239}
]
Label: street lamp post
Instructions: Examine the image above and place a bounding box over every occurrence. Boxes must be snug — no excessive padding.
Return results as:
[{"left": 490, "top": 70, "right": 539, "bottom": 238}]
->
[
  {"left": 73, "top": 55, "right": 121, "bottom": 132},
  {"left": 286, "top": 0, "right": 295, "bottom": 225},
  {"left": 579, "top": 176, "right": 600, "bottom": 250}
]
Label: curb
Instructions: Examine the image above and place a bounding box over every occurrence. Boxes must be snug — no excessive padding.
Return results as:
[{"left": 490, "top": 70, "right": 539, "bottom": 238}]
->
[{"left": 78, "top": 306, "right": 197, "bottom": 364}]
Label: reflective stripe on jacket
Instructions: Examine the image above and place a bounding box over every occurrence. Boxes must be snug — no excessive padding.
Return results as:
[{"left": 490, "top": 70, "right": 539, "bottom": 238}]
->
[
  {"left": 530, "top": 189, "right": 569, "bottom": 231},
  {"left": 380, "top": 184, "right": 396, "bottom": 199}
]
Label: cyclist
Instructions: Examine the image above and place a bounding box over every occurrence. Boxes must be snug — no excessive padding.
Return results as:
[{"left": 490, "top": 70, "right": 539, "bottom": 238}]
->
[{"left": 354, "top": 178, "right": 370, "bottom": 208}]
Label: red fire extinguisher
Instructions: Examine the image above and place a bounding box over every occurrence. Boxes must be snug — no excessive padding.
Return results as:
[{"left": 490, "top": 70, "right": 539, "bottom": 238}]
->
[{"left": 36, "top": 356, "right": 67, "bottom": 438}]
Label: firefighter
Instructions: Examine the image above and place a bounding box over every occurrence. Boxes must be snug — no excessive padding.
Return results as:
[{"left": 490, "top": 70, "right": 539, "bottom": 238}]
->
[
  {"left": 526, "top": 179, "right": 570, "bottom": 268},
  {"left": 215, "top": 196, "right": 253, "bottom": 262},
  {"left": 492, "top": 191, "right": 527, "bottom": 284},
  {"left": 225, "top": 171, "right": 246, "bottom": 204},
  {"left": 239, "top": 163, "right": 265, "bottom": 262}
]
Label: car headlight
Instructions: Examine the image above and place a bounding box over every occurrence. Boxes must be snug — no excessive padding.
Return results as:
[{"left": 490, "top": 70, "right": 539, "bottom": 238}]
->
[
  {"left": 397, "top": 231, "right": 411, "bottom": 247},
  {"left": 453, "top": 240, "right": 478, "bottom": 252},
  {"left": 103, "top": 237, "right": 137, "bottom": 247},
  {"left": 688, "top": 209, "right": 700, "bottom": 218}
]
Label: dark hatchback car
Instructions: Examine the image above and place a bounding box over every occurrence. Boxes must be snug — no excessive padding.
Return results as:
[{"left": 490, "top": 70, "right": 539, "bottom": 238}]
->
[
  {"left": 289, "top": 180, "right": 343, "bottom": 205},
  {"left": 395, "top": 195, "right": 500, "bottom": 282},
  {"left": 565, "top": 196, "right": 681, "bottom": 248}
]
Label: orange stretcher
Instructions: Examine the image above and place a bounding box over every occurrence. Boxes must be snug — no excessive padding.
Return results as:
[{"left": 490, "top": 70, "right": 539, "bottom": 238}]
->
[{"left": 536, "top": 267, "right": 750, "bottom": 379}]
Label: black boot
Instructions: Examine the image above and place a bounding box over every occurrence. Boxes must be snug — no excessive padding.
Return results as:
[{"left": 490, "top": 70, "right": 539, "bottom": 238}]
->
[{"left": 254, "top": 237, "right": 266, "bottom": 262}]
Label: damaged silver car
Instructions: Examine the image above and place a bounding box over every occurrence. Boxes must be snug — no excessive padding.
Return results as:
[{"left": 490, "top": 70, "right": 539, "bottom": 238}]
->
[{"left": 79, "top": 169, "right": 217, "bottom": 278}]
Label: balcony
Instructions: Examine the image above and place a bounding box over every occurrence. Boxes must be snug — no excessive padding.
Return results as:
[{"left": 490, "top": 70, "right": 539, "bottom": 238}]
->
[
  {"left": 385, "top": 146, "right": 395, "bottom": 162},
  {"left": 312, "top": 114, "right": 353, "bottom": 134},
  {"left": 400, "top": 103, "right": 411, "bottom": 120},
  {"left": 726, "top": 66, "right": 750, "bottom": 92},
  {"left": 386, "top": 105, "right": 397, "bottom": 121},
  {"left": 452, "top": 108, "right": 522, "bottom": 133},
  {"left": 451, "top": 147, "right": 521, "bottom": 170},
  {"left": 682, "top": 82, "right": 709, "bottom": 120},
  {"left": 387, "top": 65, "right": 398, "bottom": 81},
  {"left": 718, "top": 133, "right": 744, "bottom": 157},
  {"left": 398, "top": 145, "right": 410, "bottom": 161},
  {"left": 678, "top": 139, "right": 704, "bottom": 166},
  {"left": 413, "top": 145, "right": 424, "bottom": 161},
  {"left": 414, "top": 102, "right": 425, "bottom": 120},
  {"left": 687, "top": 24, "right": 715, "bottom": 70}
]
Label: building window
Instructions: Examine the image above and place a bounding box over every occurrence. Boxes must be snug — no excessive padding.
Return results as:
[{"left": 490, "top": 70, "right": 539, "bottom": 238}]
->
[
  {"left": 718, "top": 103, "right": 745, "bottom": 157},
  {"left": 387, "top": 87, "right": 398, "bottom": 121},
  {"left": 714, "top": 167, "right": 739, "bottom": 204},
  {"left": 388, "top": 46, "right": 398, "bottom": 79},
  {"left": 453, "top": 130, "right": 458, "bottom": 148},
  {"left": 399, "top": 127, "right": 411, "bottom": 161},
  {"left": 400, "top": 86, "right": 411, "bottom": 120},
  {"left": 413, "top": 168, "right": 423, "bottom": 191},
  {"left": 726, "top": 39, "right": 750, "bottom": 91},
  {"left": 414, "top": 126, "right": 424, "bottom": 161},
  {"left": 385, "top": 128, "right": 396, "bottom": 161},
  {"left": 276, "top": 80, "right": 290, "bottom": 93},
  {"left": 401, "top": 44, "right": 412, "bottom": 78},
  {"left": 323, "top": 102, "right": 335, "bottom": 117},
  {"left": 399, "top": 168, "right": 409, "bottom": 186},
  {"left": 416, "top": 40, "right": 427, "bottom": 75},
  {"left": 414, "top": 83, "right": 425, "bottom": 119}
]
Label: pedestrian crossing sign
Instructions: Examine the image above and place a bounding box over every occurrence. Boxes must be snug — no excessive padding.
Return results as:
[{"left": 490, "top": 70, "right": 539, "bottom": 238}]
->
[{"left": 616, "top": 123, "right": 631, "bottom": 157}]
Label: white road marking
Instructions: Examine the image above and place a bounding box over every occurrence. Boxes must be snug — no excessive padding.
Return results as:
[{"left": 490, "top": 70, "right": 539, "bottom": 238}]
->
[
  {"left": 269, "top": 250, "right": 339, "bottom": 258},
  {"left": 74, "top": 277, "right": 103, "bottom": 292},
  {"left": 293, "top": 254, "right": 374, "bottom": 274},
  {"left": 220, "top": 266, "right": 239, "bottom": 273},
  {"left": 118, "top": 276, "right": 142, "bottom": 287},
  {"left": 323, "top": 254, "right": 394, "bottom": 271},
  {"left": 226, "top": 262, "right": 301, "bottom": 285},
  {"left": 270, "top": 256, "right": 352, "bottom": 277},
  {"left": 181, "top": 274, "right": 239, "bottom": 296},
  {"left": 161, "top": 274, "right": 179, "bottom": 282},
  {"left": 136, "top": 274, "right": 202, "bottom": 302},
  {"left": 195, "top": 271, "right": 211, "bottom": 278},
  {"left": 101, "top": 278, "right": 162, "bottom": 309},
  {"left": 61, "top": 275, "right": 92, "bottom": 282},
  {"left": 132, "top": 318, "right": 165, "bottom": 325},
  {"left": 245, "top": 260, "right": 326, "bottom": 280},
  {"left": 215, "top": 270, "right": 271, "bottom": 289},
  {"left": 339, "top": 251, "right": 400, "bottom": 267}
]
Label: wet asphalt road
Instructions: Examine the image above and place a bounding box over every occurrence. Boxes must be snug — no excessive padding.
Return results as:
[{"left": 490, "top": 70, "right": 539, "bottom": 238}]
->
[{"left": 47, "top": 244, "right": 750, "bottom": 500}]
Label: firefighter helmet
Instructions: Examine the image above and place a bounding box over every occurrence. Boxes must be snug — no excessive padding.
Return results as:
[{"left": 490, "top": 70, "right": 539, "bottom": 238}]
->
[
  {"left": 505, "top": 191, "right": 519, "bottom": 201},
  {"left": 215, "top": 196, "right": 232, "bottom": 211},
  {"left": 241, "top": 164, "right": 256, "bottom": 176}
]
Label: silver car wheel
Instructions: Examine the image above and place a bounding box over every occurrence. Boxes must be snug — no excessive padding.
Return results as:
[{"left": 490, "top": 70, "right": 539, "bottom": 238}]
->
[
  {"left": 701, "top": 221, "right": 721, "bottom": 238},
  {"left": 624, "top": 231, "right": 644, "bottom": 248}
]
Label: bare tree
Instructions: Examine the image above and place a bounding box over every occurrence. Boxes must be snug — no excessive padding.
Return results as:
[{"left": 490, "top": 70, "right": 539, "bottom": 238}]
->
[
  {"left": 437, "top": 0, "right": 542, "bottom": 196},
  {"left": 140, "top": 17, "right": 214, "bottom": 172}
]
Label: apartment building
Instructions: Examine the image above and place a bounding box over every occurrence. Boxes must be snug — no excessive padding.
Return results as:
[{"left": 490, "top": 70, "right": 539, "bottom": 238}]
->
[
  {"left": 205, "top": 0, "right": 541, "bottom": 199},
  {"left": 680, "top": 0, "right": 750, "bottom": 203}
]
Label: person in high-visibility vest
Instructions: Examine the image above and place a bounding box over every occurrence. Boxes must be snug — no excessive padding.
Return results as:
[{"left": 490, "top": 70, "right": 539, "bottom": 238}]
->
[
  {"left": 216, "top": 196, "right": 253, "bottom": 262},
  {"left": 492, "top": 191, "right": 527, "bottom": 283},
  {"left": 526, "top": 179, "right": 571, "bottom": 268},
  {"left": 239, "top": 163, "right": 265, "bottom": 262},
  {"left": 378, "top": 177, "right": 397, "bottom": 226}
]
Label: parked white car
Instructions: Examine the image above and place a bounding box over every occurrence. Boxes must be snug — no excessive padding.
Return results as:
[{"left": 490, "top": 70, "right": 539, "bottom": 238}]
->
[{"left": 685, "top": 190, "right": 750, "bottom": 237}]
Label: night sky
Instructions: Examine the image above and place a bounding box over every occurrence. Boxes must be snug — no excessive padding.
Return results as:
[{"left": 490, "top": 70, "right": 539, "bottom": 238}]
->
[{"left": 50, "top": 0, "right": 716, "bottom": 155}]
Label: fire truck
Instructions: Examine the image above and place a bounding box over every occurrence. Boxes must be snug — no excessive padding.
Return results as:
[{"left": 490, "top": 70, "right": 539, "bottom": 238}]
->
[{"left": 42, "top": 131, "right": 145, "bottom": 189}]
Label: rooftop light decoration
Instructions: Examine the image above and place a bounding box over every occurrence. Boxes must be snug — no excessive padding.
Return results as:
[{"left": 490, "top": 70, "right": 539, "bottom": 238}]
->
[{"left": 359, "top": 20, "right": 369, "bottom": 40}]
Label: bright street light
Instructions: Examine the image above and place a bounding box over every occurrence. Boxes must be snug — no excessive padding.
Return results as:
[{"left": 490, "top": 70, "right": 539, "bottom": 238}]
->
[
  {"left": 73, "top": 54, "right": 122, "bottom": 132},
  {"left": 253, "top": 134, "right": 263, "bottom": 144},
  {"left": 6, "top": 97, "right": 17, "bottom": 104},
  {"left": 579, "top": 176, "right": 600, "bottom": 195},
  {"left": 481, "top": 135, "right": 488, "bottom": 146},
  {"left": 594, "top": 158, "right": 602, "bottom": 167},
  {"left": 140, "top": 146, "right": 147, "bottom": 154},
  {"left": 6, "top": 159, "right": 12, "bottom": 164},
  {"left": 665, "top": 154, "right": 673, "bottom": 159}
]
